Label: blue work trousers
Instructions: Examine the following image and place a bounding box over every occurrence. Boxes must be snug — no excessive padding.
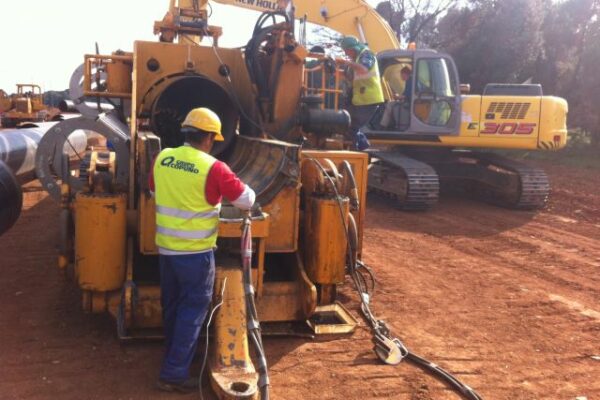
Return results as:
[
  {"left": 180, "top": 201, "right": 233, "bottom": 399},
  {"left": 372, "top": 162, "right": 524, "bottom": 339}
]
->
[{"left": 159, "top": 251, "right": 215, "bottom": 383}]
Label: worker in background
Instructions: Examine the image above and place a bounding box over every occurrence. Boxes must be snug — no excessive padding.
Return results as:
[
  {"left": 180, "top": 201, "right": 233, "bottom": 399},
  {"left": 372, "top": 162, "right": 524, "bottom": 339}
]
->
[
  {"left": 339, "top": 36, "right": 385, "bottom": 150},
  {"left": 380, "top": 66, "right": 413, "bottom": 129},
  {"left": 150, "top": 107, "right": 255, "bottom": 393}
]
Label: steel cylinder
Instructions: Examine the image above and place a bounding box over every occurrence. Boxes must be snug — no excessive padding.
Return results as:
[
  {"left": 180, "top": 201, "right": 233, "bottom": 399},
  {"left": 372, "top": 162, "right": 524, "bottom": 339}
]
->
[
  {"left": 0, "top": 122, "right": 58, "bottom": 181},
  {"left": 149, "top": 75, "right": 239, "bottom": 155},
  {"left": 0, "top": 123, "right": 87, "bottom": 237},
  {"left": 0, "top": 160, "right": 22, "bottom": 236},
  {"left": 304, "top": 196, "right": 349, "bottom": 284},
  {"left": 58, "top": 100, "right": 114, "bottom": 113},
  {"left": 300, "top": 108, "right": 351, "bottom": 136},
  {"left": 74, "top": 192, "right": 127, "bottom": 291}
]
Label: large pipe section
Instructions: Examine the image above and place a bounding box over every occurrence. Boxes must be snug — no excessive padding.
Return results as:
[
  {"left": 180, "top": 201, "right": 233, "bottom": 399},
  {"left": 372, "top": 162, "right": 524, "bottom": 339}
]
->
[
  {"left": 149, "top": 75, "right": 239, "bottom": 155},
  {"left": 0, "top": 159, "right": 22, "bottom": 236},
  {"left": 58, "top": 99, "right": 114, "bottom": 114},
  {"left": 0, "top": 123, "right": 88, "bottom": 236},
  {"left": 0, "top": 122, "right": 58, "bottom": 182},
  {"left": 0, "top": 123, "right": 55, "bottom": 236}
]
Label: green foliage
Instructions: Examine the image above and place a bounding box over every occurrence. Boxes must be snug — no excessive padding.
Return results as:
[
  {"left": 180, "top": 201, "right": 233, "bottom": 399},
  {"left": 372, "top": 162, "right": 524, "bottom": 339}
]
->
[
  {"left": 375, "top": 0, "right": 456, "bottom": 45},
  {"left": 434, "top": 0, "right": 546, "bottom": 92}
]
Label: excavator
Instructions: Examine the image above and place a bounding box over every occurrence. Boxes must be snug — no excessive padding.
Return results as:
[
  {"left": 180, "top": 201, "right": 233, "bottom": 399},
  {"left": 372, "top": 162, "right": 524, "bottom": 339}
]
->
[
  {"left": 0, "top": 1, "right": 485, "bottom": 399},
  {"left": 211, "top": 0, "right": 568, "bottom": 210}
]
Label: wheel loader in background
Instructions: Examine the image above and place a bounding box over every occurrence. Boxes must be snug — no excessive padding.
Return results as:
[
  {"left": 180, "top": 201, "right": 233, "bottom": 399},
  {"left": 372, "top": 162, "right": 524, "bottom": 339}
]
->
[
  {"left": 212, "top": 0, "right": 568, "bottom": 210},
  {"left": 0, "top": 84, "right": 54, "bottom": 128}
]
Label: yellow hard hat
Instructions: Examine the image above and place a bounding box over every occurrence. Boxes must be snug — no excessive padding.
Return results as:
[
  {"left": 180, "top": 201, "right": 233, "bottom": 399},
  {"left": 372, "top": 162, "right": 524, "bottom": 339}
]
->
[{"left": 182, "top": 107, "right": 224, "bottom": 142}]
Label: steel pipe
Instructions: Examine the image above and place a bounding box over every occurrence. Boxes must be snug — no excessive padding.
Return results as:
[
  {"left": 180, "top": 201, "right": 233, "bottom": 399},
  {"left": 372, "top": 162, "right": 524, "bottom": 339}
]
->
[
  {"left": 0, "top": 123, "right": 88, "bottom": 236},
  {"left": 59, "top": 99, "right": 114, "bottom": 114},
  {"left": 0, "top": 159, "right": 22, "bottom": 236},
  {"left": 0, "top": 122, "right": 58, "bottom": 182}
]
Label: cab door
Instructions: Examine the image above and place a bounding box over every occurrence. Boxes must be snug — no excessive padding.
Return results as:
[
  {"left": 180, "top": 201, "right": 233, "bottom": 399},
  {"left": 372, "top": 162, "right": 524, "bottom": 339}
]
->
[{"left": 408, "top": 53, "right": 461, "bottom": 135}]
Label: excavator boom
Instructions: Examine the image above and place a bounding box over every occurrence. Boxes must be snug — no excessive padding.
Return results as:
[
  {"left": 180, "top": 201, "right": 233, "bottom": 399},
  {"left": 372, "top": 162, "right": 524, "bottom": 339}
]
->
[{"left": 211, "top": 0, "right": 400, "bottom": 52}]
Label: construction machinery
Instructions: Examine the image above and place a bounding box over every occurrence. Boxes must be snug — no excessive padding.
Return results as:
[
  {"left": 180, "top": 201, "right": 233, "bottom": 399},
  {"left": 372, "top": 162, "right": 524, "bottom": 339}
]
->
[
  {"left": 0, "top": 2, "right": 489, "bottom": 399},
  {"left": 0, "top": 84, "right": 54, "bottom": 128},
  {"left": 27, "top": 1, "right": 393, "bottom": 399},
  {"left": 219, "top": 0, "right": 568, "bottom": 210},
  {"left": 363, "top": 51, "right": 567, "bottom": 210},
  {"left": 0, "top": 89, "right": 11, "bottom": 113}
]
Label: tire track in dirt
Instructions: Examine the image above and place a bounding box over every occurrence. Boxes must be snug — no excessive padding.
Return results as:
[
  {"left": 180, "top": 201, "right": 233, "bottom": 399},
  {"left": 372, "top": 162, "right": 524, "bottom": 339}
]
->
[{"left": 2, "top": 162, "right": 600, "bottom": 400}]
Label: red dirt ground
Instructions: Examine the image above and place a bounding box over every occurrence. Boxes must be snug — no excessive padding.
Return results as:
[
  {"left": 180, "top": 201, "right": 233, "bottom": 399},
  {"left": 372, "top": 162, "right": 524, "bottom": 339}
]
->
[{"left": 1, "top": 160, "right": 599, "bottom": 400}]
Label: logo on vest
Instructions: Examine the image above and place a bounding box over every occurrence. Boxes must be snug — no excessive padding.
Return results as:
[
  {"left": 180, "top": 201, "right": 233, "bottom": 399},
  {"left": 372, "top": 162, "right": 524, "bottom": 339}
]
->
[{"left": 160, "top": 156, "right": 200, "bottom": 174}]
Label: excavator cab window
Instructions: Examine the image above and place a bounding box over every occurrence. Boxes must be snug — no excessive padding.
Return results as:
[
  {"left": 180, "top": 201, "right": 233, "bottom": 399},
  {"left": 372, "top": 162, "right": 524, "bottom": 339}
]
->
[
  {"left": 413, "top": 57, "right": 457, "bottom": 127},
  {"left": 362, "top": 50, "right": 461, "bottom": 140}
]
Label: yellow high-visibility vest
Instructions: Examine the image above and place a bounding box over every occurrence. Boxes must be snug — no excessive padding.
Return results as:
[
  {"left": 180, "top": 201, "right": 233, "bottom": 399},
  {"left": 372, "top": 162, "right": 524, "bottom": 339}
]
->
[
  {"left": 352, "top": 49, "right": 385, "bottom": 106},
  {"left": 154, "top": 145, "right": 220, "bottom": 253}
]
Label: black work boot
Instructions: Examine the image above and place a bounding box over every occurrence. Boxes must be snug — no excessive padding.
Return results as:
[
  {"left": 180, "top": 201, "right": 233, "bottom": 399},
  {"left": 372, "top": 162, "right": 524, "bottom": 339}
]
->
[{"left": 156, "top": 377, "right": 200, "bottom": 394}]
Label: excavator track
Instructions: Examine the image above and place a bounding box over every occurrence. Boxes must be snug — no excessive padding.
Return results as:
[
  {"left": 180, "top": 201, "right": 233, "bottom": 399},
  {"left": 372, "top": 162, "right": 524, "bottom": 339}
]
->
[
  {"left": 430, "top": 151, "right": 550, "bottom": 210},
  {"left": 467, "top": 152, "right": 550, "bottom": 209},
  {"left": 368, "top": 152, "right": 439, "bottom": 210}
]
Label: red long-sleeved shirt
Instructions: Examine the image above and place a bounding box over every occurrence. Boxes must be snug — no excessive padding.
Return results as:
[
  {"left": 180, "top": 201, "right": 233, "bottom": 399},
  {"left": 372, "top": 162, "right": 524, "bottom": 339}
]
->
[{"left": 149, "top": 157, "right": 249, "bottom": 206}]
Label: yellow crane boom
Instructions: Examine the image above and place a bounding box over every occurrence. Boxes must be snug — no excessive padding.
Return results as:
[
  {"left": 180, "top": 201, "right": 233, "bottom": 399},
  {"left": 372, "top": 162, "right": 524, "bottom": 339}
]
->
[{"left": 211, "top": 0, "right": 400, "bottom": 52}]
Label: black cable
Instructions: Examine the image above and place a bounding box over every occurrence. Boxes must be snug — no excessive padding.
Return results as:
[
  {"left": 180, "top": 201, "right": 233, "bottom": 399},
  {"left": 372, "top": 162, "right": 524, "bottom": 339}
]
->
[
  {"left": 209, "top": 40, "right": 265, "bottom": 133},
  {"left": 199, "top": 278, "right": 227, "bottom": 400},
  {"left": 406, "top": 352, "right": 484, "bottom": 400},
  {"left": 241, "top": 218, "right": 270, "bottom": 400},
  {"left": 304, "top": 157, "right": 483, "bottom": 400}
]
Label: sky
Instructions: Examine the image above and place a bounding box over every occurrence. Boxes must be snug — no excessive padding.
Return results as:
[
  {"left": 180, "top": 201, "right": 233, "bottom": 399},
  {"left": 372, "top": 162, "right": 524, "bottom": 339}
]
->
[{"left": 0, "top": 0, "right": 381, "bottom": 92}]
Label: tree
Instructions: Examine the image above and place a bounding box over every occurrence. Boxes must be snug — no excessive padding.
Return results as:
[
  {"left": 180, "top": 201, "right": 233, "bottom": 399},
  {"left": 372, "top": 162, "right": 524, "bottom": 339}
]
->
[
  {"left": 433, "top": 0, "right": 546, "bottom": 92},
  {"left": 571, "top": 2, "right": 600, "bottom": 147},
  {"left": 375, "top": 0, "right": 456, "bottom": 46}
]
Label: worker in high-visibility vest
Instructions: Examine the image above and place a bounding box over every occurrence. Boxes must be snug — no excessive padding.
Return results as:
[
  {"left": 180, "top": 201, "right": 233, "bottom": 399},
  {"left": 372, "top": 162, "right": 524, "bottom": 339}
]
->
[
  {"left": 149, "top": 107, "right": 255, "bottom": 393},
  {"left": 340, "top": 36, "right": 385, "bottom": 150}
]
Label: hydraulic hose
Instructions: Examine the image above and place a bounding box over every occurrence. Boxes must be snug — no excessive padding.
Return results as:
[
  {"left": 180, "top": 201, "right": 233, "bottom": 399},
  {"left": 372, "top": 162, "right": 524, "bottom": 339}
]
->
[
  {"left": 304, "top": 157, "right": 483, "bottom": 400},
  {"left": 241, "top": 214, "right": 270, "bottom": 400}
]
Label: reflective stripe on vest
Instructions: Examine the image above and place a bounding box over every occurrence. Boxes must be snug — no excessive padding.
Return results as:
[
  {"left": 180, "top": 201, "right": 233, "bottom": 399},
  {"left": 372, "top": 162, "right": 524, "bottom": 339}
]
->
[
  {"left": 352, "top": 49, "right": 385, "bottom": 106},
  {"left": 154, "top": 146, "right": 220, "bottom": 252}
]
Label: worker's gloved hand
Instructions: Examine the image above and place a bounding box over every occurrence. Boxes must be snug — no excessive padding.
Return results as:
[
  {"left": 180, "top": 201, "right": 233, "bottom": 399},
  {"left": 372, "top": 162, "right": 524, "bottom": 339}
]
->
[
  {"left": 231, "top": 185, "right": 256, "bottom": 211},
  {"left": 355, "top": 131, "right": 371, "bottom": 151}
]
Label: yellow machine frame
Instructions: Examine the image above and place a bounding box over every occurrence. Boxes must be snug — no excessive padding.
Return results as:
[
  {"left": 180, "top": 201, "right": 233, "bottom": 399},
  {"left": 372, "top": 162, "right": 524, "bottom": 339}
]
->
[{"left": 44, "top": 2, "right": 370, "bottom": 399}]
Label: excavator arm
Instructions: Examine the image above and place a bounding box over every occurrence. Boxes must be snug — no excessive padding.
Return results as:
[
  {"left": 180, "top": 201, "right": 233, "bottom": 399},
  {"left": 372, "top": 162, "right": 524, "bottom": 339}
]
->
[{"left": 211, "top": 0, "right": 400, "bottom": 52}]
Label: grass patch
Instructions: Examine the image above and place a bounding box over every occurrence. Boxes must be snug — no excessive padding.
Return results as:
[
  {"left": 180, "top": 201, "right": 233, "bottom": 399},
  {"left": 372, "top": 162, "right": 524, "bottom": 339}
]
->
[{"left": 496, "top": 130, "right": 600, "bottom": 170}]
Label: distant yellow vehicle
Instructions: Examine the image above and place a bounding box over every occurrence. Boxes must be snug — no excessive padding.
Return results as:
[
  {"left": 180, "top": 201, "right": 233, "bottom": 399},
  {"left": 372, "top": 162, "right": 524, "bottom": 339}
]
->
[{"left": 1, "top": 84, "right": 49, "bottom": 128}]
